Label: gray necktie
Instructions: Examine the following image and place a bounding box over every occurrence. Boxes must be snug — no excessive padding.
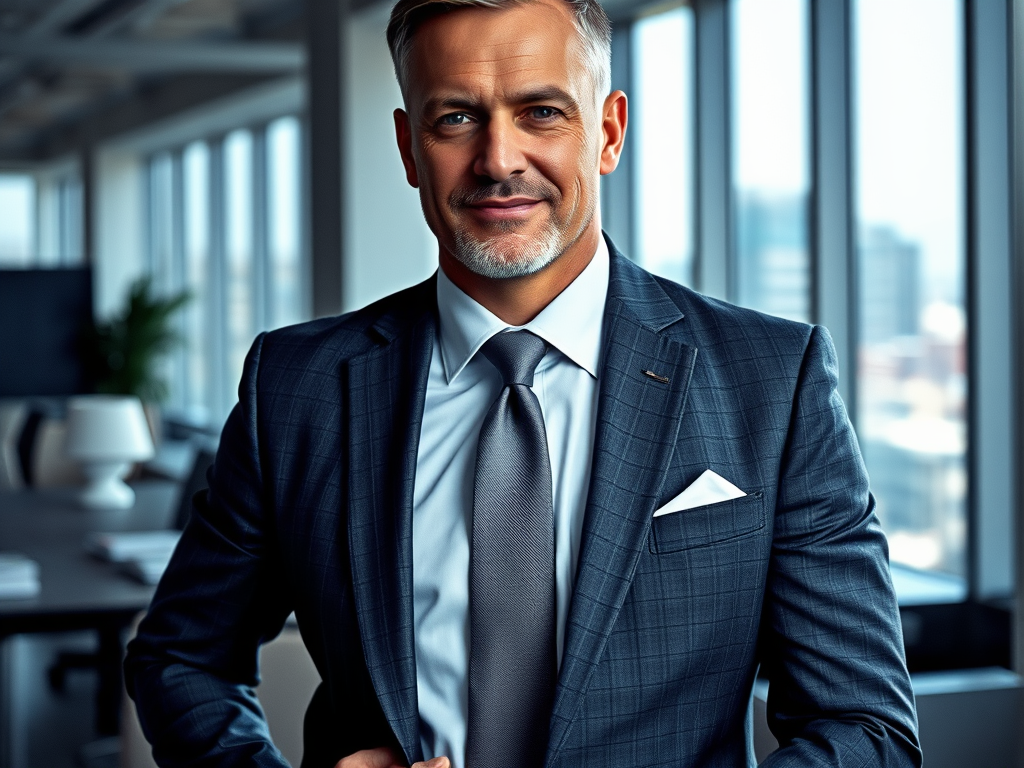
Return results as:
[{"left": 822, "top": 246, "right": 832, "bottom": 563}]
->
[{"left": 467, "top": 330, "right": 556, "bottom": 768}]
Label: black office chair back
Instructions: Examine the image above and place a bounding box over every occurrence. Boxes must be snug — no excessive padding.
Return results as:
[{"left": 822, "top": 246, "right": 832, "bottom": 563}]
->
[{"left": 174, "top": 448, "right": 216, "bottom": 530}]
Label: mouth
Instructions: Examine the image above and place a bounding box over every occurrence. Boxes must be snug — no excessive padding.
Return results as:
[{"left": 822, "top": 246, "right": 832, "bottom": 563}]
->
[{"left": 465, "top": 197, "right": 545, "bottom": 222}]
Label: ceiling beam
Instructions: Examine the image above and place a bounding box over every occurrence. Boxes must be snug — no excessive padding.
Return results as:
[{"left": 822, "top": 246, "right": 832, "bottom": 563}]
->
[
  {"left": 0, "top": 72, "right": 279, "bottom": 160},
  {"left": 0, "top": 0, "right": 109, "bottom": 79},
  {"left": 0, "top": 35, "right": 305, "bottom": 73},
  {"left": 27, "top": 0, "right": 112, "bottom": 36},
  {"left": 88, "top": 0, "right": 193, "bottom": 38}
]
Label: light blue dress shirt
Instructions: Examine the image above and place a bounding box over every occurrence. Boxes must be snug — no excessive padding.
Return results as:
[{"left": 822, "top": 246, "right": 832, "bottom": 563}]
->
[{"left": 412, "top": 238, "right": 610, "bottom": 768}]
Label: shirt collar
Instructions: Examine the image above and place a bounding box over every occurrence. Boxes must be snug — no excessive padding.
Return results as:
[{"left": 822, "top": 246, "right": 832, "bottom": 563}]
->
[{"left": 436, "top": 235, "right": 610, "bottom": 384}]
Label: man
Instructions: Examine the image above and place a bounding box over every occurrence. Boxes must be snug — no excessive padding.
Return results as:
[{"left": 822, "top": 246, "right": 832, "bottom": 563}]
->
[{"left": 126, "top": 0, "right": 922, "bottom": 765}]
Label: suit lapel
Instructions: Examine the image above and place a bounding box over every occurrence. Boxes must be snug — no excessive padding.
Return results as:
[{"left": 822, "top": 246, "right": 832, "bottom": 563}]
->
[
  {"left": 547, "top": 254, "right": 698, "bottom": 760},
  {"left": 345, "top": 281, "right": 435, "bottom": 765}
]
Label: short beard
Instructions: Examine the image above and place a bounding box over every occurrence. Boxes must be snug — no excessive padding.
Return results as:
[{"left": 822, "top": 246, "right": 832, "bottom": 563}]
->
[
  {"left": 452, "top": 221, "right": 563, "bottom": 279},
  {"left": 447, "top": 177, "right": 580, "bottom": 279}
]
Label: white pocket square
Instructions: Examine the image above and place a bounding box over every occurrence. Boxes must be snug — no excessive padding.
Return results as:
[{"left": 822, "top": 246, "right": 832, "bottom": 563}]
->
[{"left": 653, "top": 470, "right": 747, "bottom": 517}]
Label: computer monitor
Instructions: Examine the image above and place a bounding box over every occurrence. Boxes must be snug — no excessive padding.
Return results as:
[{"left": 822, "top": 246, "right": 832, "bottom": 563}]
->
[{"left": 0, "top": 267, "right": 94, "bottom": 397}]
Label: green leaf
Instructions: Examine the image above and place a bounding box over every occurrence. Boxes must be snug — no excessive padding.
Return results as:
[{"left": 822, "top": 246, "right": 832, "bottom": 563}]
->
[{"left": 83, "top": 277, "right": 192, "bottom": 403}]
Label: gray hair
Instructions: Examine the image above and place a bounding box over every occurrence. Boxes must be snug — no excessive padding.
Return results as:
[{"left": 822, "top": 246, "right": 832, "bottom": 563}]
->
[{"left": 386, "top": 0, "right": 612, "bottom": 102}]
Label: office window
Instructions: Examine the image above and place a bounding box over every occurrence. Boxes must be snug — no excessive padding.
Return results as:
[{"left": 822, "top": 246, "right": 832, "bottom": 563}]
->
[
  {"left": 854, "top": 0, "right": 967, "bottom": 598},
  {"left": 54, "top": 175, "right": 84, "bottom": 265},
  {"left": 0, "top": 170, "right": 83, "bottom": 266},
  {"left": 731, "top": 0, "right": 810, "bottom": 322},
  {"left": 0, "top": 174, "right": 35, "bottom": 266},
  {"left": 615, "top": 0, "right": 1011, "bottom": 665},
  {"left": 147, "top": 152, "right": 178, "bottom": 291},
  {"left": 267, "top": 116, "right": 304, "bottom": 330},
  {"left": 145, "top": 117, "right": 308, "bottom": 429},
  {"left": 182, "top": 141, "right": 211, "bottom": 424},
  {"left": 37, "top": 173, "right": 84, "bottom": 266},
  {"left": 630, "top": 6, "right": 695, "bottom": 285},
  {"left": 145, "top": 151, "right": 183, "bottom": 410},
  {"left": 224, "top": 129, "right": 256, "bottom": 405}
]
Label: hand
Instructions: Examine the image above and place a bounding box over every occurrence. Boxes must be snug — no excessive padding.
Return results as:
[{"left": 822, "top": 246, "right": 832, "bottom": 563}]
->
[{"left": 333, "top": 747, "right": 450, "bottom": 768}]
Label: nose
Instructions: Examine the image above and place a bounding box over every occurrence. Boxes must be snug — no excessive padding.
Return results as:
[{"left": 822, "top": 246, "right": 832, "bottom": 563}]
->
[{"left": 472, "top": 116, "right": 528, "bottom": 181}]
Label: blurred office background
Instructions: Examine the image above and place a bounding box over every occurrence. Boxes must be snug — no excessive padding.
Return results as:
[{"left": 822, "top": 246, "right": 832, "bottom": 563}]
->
[{"left": 0, "top": 0, "right": 1023, "bottom": 765}]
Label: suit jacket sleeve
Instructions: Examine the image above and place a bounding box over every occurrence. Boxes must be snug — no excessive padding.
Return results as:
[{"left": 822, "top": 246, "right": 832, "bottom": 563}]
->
[
  {"left": 759, "top": 325, "right": 922, "bottom": 766},
  {"left": 124, "top": 333, "right": 294, "bottom": 768}
]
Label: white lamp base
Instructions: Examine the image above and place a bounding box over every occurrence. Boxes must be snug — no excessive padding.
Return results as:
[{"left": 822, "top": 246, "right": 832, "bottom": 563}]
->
[{"left": 79, "top": 461, "right": 135, "bottom": 509}]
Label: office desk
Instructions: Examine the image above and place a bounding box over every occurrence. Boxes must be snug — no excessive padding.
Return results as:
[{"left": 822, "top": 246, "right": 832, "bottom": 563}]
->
[{"left": 0, "top": 482, "right": 178, "bottom": 739}]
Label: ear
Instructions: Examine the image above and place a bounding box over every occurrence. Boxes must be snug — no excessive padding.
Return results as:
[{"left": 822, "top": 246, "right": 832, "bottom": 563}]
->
[
  {"left": 394, "top": 108, "right": 420, "bottom": 188},
  {"left": 599, "top": 90, "right": 628, "bottom": 176}
]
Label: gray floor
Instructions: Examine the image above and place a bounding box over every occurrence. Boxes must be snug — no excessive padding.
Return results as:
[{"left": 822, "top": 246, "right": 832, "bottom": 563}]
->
[{"left": 3, "top": 631, "right": 112, "bottom": 768}]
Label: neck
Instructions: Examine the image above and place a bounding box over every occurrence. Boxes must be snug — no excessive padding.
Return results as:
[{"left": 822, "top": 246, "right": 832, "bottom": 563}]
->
[{"left": 439, "top": 224, "right": 601, "bottom": 326}]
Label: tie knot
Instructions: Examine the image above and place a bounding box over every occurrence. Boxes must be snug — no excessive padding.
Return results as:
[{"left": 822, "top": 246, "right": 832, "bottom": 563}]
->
[{"left": 480, "top": 330, "right": 548, "bottom": 387}]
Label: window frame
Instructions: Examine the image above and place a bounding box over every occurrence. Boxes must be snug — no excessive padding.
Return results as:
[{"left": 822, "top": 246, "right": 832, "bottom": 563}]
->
[
  {"left": 0, "top": 160, "right": 85, "bottom": 267},
  {"left": 604, "top": 0, "right": 1017, "bottom": 673},
  {"left": 142, "top": 113, "right": 310, "bottom": 431}
]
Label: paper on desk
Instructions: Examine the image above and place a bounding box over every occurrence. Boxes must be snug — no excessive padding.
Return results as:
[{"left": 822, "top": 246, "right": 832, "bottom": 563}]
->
[
  {"left": 118, "top": 554, "right": 173, "bottom": 586},
  {"left": 84, "top": 530, "right": 181, "bottom": 563},
  {"left": 0, "top": 552, "right": 40, "bottom": 599}
]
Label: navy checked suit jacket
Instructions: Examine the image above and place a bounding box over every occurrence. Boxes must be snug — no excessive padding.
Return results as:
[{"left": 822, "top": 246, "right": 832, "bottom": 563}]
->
[{"left": 126, "top": 241, "right": 922, "bottom": 768}]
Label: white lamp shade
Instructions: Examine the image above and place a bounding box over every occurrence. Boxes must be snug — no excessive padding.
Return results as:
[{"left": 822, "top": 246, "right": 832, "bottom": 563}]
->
[{"left": 64, "top": 396, "right": 155, "bottom": 463}]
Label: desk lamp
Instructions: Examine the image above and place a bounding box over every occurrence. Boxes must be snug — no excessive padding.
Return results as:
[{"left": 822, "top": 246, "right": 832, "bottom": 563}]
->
[{"left": 64, "top": 396, "right": 155, "bottom": 509}]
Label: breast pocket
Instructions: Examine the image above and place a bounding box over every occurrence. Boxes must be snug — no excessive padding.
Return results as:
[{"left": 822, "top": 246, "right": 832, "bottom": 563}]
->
[{"left": 649, "top": 491, "right": 765, "bottom": 554}]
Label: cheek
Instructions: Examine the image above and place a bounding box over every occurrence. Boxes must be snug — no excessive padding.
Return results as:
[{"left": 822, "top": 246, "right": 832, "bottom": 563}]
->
[
  {"left": 418, "top": 143, "right": 470, "bottom": 197},
  {"left": 414, "top": 160, "right": 451, "bottom": 208},
  {"left": 532, "top": 129, "right": 601, "bottom": 193}
]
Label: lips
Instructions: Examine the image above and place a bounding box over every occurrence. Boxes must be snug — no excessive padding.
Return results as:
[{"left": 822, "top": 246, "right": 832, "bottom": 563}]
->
[
  {"left": 465, "top": 197, "right": 546, "bottom": 223},
  {"left": 468, "top": 197, "right": 541, "bottom": 209}
]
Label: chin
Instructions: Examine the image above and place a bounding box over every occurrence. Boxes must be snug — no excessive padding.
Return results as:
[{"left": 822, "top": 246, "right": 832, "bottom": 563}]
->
[{"left": 452, "top": 227, "right": 564, "bottom": 280}]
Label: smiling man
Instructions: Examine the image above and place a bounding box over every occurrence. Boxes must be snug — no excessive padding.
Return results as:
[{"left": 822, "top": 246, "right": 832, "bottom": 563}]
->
[
  {"left": 125, "top": 0, "right": 922, "bottom": 766},
  {"left": 392, "top": 0, "right": 622, "bottom": 327}
]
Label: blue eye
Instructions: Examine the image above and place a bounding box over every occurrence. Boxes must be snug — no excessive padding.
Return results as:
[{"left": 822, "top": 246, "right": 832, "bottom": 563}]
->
[
  {"left": 440, "top": 113, "right": 470, "bottom": 126},
  {"left": 531, "top": 106, "right": 558, "bottom": 119}
]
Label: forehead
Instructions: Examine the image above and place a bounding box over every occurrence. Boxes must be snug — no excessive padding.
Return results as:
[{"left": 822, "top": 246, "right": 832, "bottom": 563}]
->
[{"left": 407, "top": 0, "right": 586, "bottom": 103}]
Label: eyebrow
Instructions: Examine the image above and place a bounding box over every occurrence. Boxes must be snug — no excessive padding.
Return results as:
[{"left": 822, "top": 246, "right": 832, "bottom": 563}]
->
[{"left": 422, "top": 86, "right": 579, "bottom": 117}]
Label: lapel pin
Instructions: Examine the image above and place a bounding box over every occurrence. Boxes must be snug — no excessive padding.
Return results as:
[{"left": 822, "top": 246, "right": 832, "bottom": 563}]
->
[{"left": 642, "top": 369, "right": 670, "bottom": 384}]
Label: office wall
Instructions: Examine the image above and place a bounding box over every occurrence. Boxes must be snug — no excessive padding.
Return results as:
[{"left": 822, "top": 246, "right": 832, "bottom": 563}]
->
[{"left": 343, "top": 3, "right": 435, "bottom": 312}]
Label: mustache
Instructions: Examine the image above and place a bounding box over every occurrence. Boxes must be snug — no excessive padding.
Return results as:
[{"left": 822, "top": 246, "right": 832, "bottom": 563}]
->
[{"left": 450, "top": 177, "right": 557, "bottom": 208}]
